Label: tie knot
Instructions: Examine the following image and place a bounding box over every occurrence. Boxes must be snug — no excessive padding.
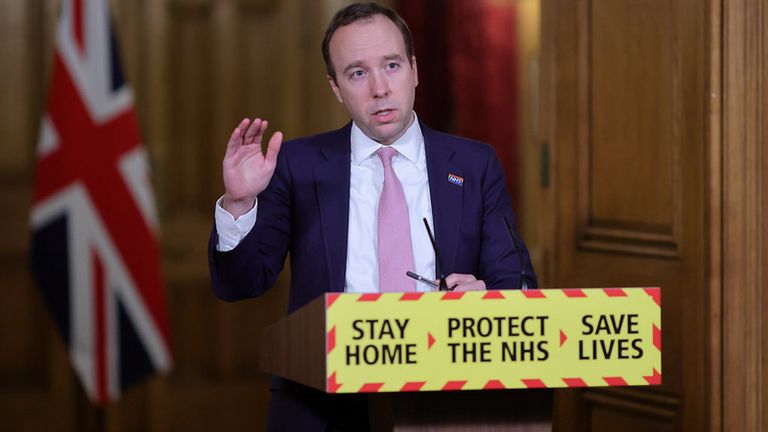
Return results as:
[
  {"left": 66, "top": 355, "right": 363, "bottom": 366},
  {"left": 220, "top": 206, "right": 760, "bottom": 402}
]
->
[{"left": 377, "top": 146, "right": 397, "bottom": 167}]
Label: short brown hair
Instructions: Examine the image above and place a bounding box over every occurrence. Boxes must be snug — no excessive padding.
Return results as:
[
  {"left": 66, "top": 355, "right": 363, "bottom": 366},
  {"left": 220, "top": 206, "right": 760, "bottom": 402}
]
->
[{"left": 322, "top": 2, "right": 414, "bottom": 82}]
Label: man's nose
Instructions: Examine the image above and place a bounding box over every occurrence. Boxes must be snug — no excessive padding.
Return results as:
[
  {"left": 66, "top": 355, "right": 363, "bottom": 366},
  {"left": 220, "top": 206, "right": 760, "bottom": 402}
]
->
[{"left": 369, "top": 71, "right": 390, "bottom": 98}]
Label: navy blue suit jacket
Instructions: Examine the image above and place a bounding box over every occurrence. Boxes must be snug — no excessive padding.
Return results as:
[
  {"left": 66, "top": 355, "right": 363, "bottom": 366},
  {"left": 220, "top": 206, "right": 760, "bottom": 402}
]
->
[{"left": 207, "top": 122, "right": 536, "bottom": 430}]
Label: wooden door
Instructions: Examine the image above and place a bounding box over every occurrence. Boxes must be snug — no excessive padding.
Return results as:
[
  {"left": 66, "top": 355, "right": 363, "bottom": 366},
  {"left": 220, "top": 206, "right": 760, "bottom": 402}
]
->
[{"left": 540, "top": 0, "right": 713, "bottom": 430}]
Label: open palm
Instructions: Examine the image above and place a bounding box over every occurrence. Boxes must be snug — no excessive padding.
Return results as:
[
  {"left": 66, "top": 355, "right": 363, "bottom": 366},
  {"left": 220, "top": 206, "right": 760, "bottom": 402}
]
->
[{"left": 222, "top": 118, "right": 283, "bottom": 217}]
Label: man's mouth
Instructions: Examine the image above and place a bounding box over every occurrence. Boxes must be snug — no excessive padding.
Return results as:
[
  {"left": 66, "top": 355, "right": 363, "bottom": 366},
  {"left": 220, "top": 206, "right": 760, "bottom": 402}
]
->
[{"left": 372, "top": 108, "right": 395, "bottom": 119}]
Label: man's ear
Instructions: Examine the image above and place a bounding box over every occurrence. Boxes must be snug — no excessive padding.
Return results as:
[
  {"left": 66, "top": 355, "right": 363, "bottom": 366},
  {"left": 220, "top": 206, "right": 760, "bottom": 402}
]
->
[
  {"left": 411, "top": 56, "right": 419, "bottom": 88},
  {"left": 327, "top": 75, "right": 344, "bottom": 104}
]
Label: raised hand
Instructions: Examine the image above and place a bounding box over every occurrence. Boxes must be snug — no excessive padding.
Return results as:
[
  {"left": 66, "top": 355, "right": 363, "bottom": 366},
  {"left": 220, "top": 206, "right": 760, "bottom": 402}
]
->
[{"left": 221, "top": 118, "right": 283, "bottom": 218}]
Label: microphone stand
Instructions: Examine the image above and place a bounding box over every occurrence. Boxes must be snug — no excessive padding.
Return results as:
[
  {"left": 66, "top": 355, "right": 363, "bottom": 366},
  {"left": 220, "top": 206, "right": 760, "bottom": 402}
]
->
[
  {"left": 422, "top": 218, "right": 451, "bottom": 291},
  {"left": 503, "top": 216, "right": 531, "bottom": 290}
]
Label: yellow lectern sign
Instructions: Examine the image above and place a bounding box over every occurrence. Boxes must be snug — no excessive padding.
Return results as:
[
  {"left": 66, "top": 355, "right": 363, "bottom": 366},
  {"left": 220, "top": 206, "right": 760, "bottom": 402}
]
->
[{"left": 324, "top": 288, "right": 661, "bottom": 393}]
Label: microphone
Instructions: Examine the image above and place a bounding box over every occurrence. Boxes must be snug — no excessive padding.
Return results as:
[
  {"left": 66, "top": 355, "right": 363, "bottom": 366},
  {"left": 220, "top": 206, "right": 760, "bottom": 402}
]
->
[
  {"left": 422, "top": 218, "right": 451, "bottom": 291},
  {"left": 503, "top": 215, "right": 532, "bottom": 290}
]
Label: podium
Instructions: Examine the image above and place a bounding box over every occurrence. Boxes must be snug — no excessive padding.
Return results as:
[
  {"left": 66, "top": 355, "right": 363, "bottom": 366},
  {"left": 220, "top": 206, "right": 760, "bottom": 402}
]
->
[{"left": 260, "top": 289, "right": 661, "bottom": 431}]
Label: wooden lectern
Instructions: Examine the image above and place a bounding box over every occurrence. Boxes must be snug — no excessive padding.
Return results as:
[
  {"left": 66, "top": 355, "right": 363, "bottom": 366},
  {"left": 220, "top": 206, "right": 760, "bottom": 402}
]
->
[
  {"left": 260, "top": 287, "right": 662, "bottom": 430},
  {"left": 260, "top": 292, "right": 554, "bottom": 431}
]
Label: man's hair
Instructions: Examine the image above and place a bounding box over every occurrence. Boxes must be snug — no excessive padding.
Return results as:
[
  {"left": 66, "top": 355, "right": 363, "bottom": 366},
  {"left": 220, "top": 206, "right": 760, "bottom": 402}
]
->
[{"left": 322, "top": 2, "right": 414, "bottom": 82}]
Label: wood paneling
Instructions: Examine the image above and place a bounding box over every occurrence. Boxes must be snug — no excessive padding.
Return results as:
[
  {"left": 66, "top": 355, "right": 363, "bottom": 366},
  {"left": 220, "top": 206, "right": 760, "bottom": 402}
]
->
[
  {"left": 588, "top": 396, "right": 674, "bottom": 432},
  {"left": 721, "top": 0, "right": 767, "bottom": 430},
  {"left": 544, "top": 0, "right": 713, "bottom": 430},
  {"left": 0, "top": 2, "right": 78, "bottom": 432},
  {"left": 4, "top": 0, "right": 766, "bottom": 430},
  {"left": 543, "top": 0, "right": 768, "bottom": 431},
  {"left": 578, "top": 0, "right": 681, "bottom": 258},
  {"left": 0, "top": 0, "right": 352, "bottom": 430},
  {"left": 0, "top": 1, "right": 37, "bottom": 175}
]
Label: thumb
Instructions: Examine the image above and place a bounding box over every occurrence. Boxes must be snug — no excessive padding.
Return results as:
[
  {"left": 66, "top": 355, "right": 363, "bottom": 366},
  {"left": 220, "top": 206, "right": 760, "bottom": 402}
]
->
[{"left": 265, "top": 131, "right": 283, "bottom": 164}]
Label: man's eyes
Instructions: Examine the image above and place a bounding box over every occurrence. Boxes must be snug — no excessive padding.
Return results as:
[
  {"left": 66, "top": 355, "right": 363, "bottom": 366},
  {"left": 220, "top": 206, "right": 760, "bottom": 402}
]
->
[{"left": 348, "top": 63, "right": 400, "bottom": 79}]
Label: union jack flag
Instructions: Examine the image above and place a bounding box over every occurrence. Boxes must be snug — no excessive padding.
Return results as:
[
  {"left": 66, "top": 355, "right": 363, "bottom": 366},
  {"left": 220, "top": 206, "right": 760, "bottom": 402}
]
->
[{"left": 30, "top": 0, "right": 172, "bottom": 404}]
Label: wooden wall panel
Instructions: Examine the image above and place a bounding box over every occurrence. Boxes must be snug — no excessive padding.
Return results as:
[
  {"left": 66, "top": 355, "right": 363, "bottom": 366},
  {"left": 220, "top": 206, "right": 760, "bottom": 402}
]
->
[
  {"left": 721, "top": 0, "right": 767, "bottom": 430},
  {"left": 589, "top": 402, "right": 672, "bottom": 432},
  {"left": 238, "top": 8, "right": 284, "bottom": 125},
  {"left": 0, "top": 1, "right": 79, "bottom": 431},
  {"left": 581, "top": 0, "right": 680, "bottom": 258},
  {"left": 545, "top": 0, "right": 711, "bottom": 430},
  {"left": 584, "top": 389, "right": 678, "bottom": 431},
  {"left": 763, "top": 17, "right": 768, "bottom": 427},
  {"left": 0, "top": 1, "right": 37, "bottom": 175},
  {"left": 517, "top": 0, "right": 549, "bottom": 283},
  {"left": 167, "top": 2, "right": 215, "bottom": 212},
  {"left": 0, "top": 254, "right": 45, "bottom": 387}
]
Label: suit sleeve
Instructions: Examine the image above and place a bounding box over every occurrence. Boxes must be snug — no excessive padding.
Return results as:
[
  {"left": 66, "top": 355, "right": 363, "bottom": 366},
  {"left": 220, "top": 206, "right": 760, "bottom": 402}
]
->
[
  {"left": 477, "top": 146, "right": 538, "bottom": 290},
  {"left": 207, "top": 148, "right": 292, "bottom": 302}
]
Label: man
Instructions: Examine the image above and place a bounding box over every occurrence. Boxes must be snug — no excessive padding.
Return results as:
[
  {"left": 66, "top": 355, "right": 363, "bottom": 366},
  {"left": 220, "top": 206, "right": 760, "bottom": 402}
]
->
[{"left": 208, "top": 2, "right": 536, "bottom": 430}]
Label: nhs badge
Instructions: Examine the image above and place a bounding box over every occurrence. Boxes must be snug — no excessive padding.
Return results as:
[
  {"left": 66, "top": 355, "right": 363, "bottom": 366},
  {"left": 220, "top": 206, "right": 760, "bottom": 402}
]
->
[{"left": 447, "top": 173, "right": 464, "bottom": 187}]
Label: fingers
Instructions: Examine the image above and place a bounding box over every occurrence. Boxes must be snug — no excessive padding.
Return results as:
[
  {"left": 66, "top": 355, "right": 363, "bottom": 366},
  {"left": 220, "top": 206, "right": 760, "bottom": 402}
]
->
[
  {"left": 227, "top": 118, "right": 282, "bottom": 158},
  {"left": 226, "top": 118, "right": 251, "bottom": 152},
  {"left": 445, "top": 273, "right": 486, "bottom": 292},
  {"left": 243, "top": 118, "right": 267, "bottom": 144},
  {"left": 228, "top": 118, "right": 267, "bottom": 148},
  {"left": 445, "top": 273, "right": 475, "bottom": 287}
]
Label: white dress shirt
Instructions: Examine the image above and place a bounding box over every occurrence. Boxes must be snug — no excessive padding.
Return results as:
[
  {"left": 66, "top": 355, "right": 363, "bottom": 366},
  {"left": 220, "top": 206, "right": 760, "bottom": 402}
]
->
[{"left": 215, "top": 114, "right": 437, "bottom": 292}]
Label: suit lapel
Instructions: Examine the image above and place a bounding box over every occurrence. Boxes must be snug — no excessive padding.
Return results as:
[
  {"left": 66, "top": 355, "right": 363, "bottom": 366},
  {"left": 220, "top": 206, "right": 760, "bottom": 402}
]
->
[
  {"left": 314, "top": 125, "right": 352, "bottom": 293},
  {"left": 423, "top": 125, "right": 463, "bottom": 276}
]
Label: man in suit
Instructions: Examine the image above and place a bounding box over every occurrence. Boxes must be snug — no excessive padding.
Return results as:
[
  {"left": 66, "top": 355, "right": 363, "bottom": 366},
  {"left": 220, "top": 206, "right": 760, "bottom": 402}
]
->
[{"left": 208, "top": 2, "right": 536, "bottom": 430}]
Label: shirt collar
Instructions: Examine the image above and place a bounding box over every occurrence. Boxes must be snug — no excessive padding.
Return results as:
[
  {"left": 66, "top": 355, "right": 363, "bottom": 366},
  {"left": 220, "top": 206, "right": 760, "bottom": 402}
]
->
[{"left": 351, "top": 112, "right": 424, "bottom": 165}]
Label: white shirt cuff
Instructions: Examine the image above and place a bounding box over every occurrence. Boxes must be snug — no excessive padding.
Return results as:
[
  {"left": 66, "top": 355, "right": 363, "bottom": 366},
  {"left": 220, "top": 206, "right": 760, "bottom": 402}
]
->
[{"left": 214, "top": 196, "right": 258, "bottom": 252}]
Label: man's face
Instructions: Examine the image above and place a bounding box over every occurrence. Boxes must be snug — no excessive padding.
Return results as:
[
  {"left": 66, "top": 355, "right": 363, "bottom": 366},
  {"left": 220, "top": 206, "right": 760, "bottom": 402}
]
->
[{"left": 327, "top": 15, "right": 418, "bottom": 145}]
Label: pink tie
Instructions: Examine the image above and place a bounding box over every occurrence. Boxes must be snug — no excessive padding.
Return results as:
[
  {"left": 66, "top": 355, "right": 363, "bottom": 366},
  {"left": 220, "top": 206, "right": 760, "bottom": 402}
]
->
[{"left": 377, "top": 147, "right": 416, "bottom": 292}]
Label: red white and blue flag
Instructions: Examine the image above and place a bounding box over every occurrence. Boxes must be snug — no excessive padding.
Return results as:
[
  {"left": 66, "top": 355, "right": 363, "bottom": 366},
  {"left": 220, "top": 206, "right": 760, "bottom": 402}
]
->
[{"left": 30, "top": 0, "right": 172, "bottom": 404}]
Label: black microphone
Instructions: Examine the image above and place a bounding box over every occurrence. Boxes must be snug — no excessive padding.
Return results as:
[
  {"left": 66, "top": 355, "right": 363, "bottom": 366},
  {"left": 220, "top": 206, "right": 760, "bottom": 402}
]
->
[
  {"left": 422, "top": 218, "right": 451, "bottom": 291},
  {"left": 503, "top": 215, "right": 533, "bottom": 290}
]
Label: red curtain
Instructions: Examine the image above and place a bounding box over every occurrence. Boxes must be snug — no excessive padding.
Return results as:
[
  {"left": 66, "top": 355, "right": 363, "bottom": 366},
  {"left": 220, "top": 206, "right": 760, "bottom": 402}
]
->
[{"left": 398, "top": 0, "right": 521, "bottom": 211}]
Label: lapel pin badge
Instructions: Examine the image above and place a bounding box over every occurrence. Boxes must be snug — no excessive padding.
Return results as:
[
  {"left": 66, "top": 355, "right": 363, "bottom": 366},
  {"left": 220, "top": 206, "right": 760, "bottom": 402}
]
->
[{"left": 447, "top": 173, "right": 464, "bottom": 187}]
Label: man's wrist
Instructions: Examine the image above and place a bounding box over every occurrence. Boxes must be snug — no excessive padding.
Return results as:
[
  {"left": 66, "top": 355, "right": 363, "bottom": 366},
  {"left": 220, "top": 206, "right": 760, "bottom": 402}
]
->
[{"left": 222, "top": 195, "right": 256, "bottom": 219}]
